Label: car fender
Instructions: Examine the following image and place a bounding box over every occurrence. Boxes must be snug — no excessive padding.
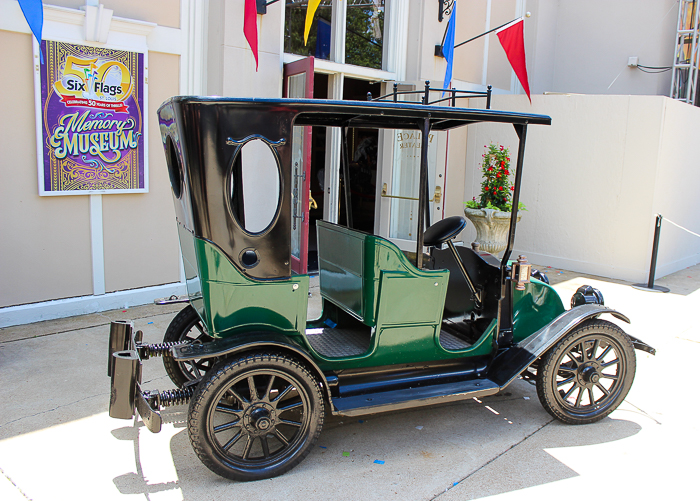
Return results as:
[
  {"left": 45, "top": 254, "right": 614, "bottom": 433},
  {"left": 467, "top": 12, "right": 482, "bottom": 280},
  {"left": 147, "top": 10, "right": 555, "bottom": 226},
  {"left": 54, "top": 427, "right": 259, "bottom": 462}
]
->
[
  {"left": 488, "top": 304, "right": 651, "bottom": 388},
  {"left": 171, "top": 331, "right": 333, "bottom": 402}
]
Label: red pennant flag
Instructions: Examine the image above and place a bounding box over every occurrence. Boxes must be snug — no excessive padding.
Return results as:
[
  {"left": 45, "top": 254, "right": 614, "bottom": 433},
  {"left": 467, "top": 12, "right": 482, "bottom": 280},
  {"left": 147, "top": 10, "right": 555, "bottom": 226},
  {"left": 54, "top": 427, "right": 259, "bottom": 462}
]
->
[
  {"left": 496, "top": 19, "right": 531, "bottom": 102},
  {"left": 244, "top": 0, "right": 258, "bottom": 71}
]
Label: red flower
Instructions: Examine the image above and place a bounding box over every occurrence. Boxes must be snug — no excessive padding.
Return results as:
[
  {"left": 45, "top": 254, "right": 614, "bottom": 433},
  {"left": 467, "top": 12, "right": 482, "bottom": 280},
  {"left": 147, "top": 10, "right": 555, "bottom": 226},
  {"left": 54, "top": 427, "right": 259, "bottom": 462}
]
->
[
  {"left": 510, "top": 186, "right": 514, "bottom": 191},
  {"left": 487, "top": 167, "right": 494, "bottom": 172},
  {"left": 499, "top": 186, "right": 504, "bottom": 191},
  {"left": 500, "top": 161, "right": 505, "bottom": 167},
  {"left": 505, "top": 170, "right": 510, "bottom": 175},
  {"left": 496, "top": 173, "right": 501, "bottom": 178},
  {"left": 506, "top": 157, "right": 510, "bottom": 161},
  {"left": 493, "top": 190, "right": 497, "bottom": 194},
  {"left": 484, "top": 186, "right": 489, "bottom": 191},
  {"left": 500, "top": 146, "right": 504, "bottom": 151}
]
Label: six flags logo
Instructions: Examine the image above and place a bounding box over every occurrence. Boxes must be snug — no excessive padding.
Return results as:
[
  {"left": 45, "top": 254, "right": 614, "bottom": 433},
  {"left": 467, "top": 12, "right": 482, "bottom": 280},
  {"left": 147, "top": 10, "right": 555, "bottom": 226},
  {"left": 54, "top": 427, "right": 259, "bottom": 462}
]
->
[{"left": 54, "top": 55, "right": 132, "bottom": 112}]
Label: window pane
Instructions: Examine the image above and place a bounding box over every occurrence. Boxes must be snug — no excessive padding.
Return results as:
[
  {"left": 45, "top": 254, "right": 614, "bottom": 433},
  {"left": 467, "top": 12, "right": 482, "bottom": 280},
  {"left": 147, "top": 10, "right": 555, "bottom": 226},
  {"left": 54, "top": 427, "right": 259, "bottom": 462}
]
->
[
  {"left": 346, "top": 0, "right": 384, "bottom": 69},
  {"left": 284, "top": 0, "right": 333, "bottom": 60}
]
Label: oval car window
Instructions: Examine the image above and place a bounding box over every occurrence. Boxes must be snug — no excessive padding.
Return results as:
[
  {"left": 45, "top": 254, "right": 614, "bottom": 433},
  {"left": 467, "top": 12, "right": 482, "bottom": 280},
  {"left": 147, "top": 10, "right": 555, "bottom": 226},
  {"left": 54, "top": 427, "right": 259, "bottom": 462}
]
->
[
  {"left": 230, "top": 139, "right": 281, "bottom": 234},
  {"left": 165, "top": 137, "right": 182, "bottom": 199}
]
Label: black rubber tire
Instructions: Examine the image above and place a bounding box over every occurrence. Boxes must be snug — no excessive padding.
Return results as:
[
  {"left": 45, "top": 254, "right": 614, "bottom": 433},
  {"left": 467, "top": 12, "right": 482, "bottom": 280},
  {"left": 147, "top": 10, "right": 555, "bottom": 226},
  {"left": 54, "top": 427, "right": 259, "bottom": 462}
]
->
[
  {"left": 188, "top": 353, "right": 324, "bottom": 481},
  {"left": 536, "top": 319, "right": 636, "bottom": 425},
  {"left": 162, "top": 305, "right": 213, "bottom": 387}
]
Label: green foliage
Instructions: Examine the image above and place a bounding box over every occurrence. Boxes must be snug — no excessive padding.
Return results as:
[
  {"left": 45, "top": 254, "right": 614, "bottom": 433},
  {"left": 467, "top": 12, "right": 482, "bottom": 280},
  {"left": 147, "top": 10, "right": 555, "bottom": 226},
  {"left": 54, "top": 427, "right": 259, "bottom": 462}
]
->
[
  {"left": 464, "top": 144, "right": 525, "bottom": 212},
  {"left": 283, "top": 1, "right": 383, "bottom": 70},
  {"left": 284, "top": 2, "right": 333, "bottom": 58},
  {"left": 345, "top": 5, "right": 384, "bottom": 69}
]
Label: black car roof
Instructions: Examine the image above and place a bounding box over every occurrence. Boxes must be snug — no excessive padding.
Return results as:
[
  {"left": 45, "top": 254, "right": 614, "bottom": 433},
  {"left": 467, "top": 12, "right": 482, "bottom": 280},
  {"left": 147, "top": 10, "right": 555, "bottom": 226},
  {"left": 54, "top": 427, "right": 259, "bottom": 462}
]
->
[{"left": 168, "top": 96, "right": 551, "bottom": 131}]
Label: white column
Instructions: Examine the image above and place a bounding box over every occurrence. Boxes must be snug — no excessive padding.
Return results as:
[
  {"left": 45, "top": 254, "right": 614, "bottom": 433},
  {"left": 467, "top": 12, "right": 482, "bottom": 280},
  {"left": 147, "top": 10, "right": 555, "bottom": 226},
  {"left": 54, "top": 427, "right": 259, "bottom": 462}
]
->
[
  {"left": 511, "top": 0, "right": 527, "bottom": 95},
  {"left": 383, "top": 0, "right": 409, "bottom": 80},
  {"left": 330, "top": 0, "right": 347, "bottom": 64},
  {"left": 180, "top": 0, "right": 208, "bottom": 95},
  {"left": 89, "top": 194, "right": 106, "bottom": 295},
  {"left": 481, "top": 0, "right": 492, "bottom": 86},
  {"left": 323, "top": 73, "right": 344, "bottom": 223}
]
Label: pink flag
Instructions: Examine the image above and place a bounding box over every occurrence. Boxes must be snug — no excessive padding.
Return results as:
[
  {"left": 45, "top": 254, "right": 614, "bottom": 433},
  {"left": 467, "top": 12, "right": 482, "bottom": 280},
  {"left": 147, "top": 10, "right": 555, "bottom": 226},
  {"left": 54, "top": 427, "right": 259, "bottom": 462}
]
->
[
  {"left": 244, "top": 0, "right": 258, "bottom": 71},
  {"left": 496, "top": 19, "right": 531, "bottom": 102}
]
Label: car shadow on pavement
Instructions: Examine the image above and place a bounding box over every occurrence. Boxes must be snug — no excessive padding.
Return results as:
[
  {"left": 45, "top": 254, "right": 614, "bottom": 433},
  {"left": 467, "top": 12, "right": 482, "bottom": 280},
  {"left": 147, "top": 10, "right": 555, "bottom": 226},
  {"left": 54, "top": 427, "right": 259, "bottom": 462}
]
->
[
  {"left": 109, "top": 388, "right": 642, "bottom": 501},
  {"left": 443, "top": 417, "right": 643, "bottom": 500}
]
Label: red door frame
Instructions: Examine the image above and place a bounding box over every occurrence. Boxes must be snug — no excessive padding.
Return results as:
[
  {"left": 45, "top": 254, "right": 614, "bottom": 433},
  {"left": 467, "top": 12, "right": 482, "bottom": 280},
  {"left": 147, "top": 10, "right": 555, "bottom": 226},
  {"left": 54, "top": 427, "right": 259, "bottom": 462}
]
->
[{"left": 283, "top": 57, "right": 314, "bottom": 274}]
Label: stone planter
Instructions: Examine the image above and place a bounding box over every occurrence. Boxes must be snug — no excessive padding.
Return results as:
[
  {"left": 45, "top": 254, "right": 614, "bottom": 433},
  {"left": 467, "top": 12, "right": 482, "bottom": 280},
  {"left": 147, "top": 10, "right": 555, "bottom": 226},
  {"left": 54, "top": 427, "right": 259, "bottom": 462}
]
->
[{"left": 463, "top": 207, "right": 522, "bottom": 255}]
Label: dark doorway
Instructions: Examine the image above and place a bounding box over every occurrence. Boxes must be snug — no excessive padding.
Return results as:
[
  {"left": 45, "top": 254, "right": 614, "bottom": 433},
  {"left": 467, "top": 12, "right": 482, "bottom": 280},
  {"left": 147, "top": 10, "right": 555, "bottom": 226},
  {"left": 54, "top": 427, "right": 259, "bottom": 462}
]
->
[
  {"left": 307, "top": 73, "right": 329, "bottom": 273},
  {"left": 307, "top": 75, "right": 381, "bottom": 272},
  {"left": 339, "top": 77, "right": 381, "bottom": 234}
]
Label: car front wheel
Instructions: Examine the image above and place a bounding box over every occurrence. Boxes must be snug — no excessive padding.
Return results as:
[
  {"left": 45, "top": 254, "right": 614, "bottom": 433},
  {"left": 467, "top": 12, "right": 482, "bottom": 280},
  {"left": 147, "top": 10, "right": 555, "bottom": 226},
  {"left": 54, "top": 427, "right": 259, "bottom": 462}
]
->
[{"left": 536, "top": 319, "right": 636, "bottom": 425}]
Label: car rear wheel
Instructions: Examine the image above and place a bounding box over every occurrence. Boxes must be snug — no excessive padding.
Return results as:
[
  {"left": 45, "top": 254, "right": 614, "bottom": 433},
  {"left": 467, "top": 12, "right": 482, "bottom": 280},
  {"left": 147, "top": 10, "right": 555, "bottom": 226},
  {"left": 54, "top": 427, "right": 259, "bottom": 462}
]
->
[
  {"left": 536, "top": 319, "right": 636, "bottom": 425},
  {"left": 162, "top": 305, "right": 213, "bottom": 387},
  {"left": 188, "top": 353, "right": 324, "bottom": 481}
]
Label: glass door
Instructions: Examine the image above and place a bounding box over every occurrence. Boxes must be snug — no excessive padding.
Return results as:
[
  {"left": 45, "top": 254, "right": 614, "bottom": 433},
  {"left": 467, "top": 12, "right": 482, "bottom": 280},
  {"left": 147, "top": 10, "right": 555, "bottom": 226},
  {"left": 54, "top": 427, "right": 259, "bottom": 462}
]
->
[
  {"left": 385, "top": 128, "right": 445, "bottom": 251},
  {"left": 283, "top": 57, "right": 314, "bottom": 274}
]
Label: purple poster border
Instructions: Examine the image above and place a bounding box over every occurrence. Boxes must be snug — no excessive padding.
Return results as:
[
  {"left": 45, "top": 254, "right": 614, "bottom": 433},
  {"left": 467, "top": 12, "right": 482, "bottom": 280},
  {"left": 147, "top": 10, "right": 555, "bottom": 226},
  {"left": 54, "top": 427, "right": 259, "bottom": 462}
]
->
[{"left": 37, "top": 40, "right": 147, "bottom": 195}]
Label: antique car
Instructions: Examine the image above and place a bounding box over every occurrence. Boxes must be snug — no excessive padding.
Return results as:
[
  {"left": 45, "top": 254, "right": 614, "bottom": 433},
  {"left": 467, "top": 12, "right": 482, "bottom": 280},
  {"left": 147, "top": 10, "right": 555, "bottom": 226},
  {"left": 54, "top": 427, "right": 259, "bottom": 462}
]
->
[{"left": 107, "top": 92, "right": 655, "bottom": 482}]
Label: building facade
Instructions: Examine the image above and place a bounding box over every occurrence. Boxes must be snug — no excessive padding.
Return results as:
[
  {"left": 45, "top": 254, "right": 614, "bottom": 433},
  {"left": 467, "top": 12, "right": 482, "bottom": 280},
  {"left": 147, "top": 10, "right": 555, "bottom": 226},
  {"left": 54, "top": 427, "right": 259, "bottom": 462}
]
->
[{"left": 1, "top": 0, "right": 697, "bottom": 327}]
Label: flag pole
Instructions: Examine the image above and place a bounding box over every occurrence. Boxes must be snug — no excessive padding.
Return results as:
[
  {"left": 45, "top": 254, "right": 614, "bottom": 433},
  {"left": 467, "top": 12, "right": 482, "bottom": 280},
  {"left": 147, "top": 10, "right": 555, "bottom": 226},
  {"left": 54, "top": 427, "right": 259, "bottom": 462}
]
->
[{"left": 435, "top": 17, "right": 522, "bottom": 56}]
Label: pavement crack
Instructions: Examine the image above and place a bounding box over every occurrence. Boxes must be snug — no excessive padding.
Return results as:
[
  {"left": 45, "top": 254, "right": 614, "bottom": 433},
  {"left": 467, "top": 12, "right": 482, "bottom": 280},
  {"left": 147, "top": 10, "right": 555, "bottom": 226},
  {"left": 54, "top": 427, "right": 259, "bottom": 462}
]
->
[
  {"left": 430, "top": 418, "right": 555, "bottom": 500},
  {"left": 1, "top": 466, "right": 33, "bottom": 500},
  {"left": 621, "top": 399, "right": 662, "bottom": 425},
  {"left": 0, "top": 393, "right": 106, "bottom": 430},
  {"left": 0, "top": 310, "right": 178, "bottom": 345},
  {"left": 0, "top": 375, "right": 177, "bottom": 431}
]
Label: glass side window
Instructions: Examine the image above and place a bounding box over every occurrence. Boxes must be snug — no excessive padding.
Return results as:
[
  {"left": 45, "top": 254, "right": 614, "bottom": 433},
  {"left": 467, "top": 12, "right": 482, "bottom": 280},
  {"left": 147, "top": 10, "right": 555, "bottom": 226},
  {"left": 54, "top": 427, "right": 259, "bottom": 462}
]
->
[
  {"left": 165, "top": 136, "right": 182, "bottom": 199},
  {"left": 229, "top": 139, "right": 281, "bottom": 235},
  {"left": 389, "top": 129, "right": 439, "bottom": 241},
  {"left": 284, "top": 0, "right": 385, "bottom": 70},
  {"left": 284, "top": 0, "right": 333, "bottom": 60},
  {"left": 346, "top": 0, "right": 384, "bottom": 69}
]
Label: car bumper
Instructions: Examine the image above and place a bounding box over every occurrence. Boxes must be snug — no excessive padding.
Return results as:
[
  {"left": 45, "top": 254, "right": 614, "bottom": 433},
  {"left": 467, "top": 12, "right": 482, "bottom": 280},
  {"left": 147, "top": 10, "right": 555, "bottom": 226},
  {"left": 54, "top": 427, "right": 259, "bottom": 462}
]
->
[{"left": 108, "top": 321, "right": 163, "bottom": 433}]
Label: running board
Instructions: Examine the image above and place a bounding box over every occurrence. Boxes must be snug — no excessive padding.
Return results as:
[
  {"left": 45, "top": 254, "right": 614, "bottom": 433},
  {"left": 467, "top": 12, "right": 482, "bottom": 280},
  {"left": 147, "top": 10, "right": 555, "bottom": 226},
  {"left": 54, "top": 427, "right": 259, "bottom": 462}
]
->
[{"left": 331, "top": 379, "right": 500, "bottom": 417}]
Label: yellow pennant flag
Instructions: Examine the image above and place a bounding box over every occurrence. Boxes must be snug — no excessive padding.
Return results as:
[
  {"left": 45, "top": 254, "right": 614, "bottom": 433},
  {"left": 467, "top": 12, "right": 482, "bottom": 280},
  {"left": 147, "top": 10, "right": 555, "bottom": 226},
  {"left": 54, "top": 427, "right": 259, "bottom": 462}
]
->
[{"left": 304, "top": 0, "right": 323, "bottom": 46}]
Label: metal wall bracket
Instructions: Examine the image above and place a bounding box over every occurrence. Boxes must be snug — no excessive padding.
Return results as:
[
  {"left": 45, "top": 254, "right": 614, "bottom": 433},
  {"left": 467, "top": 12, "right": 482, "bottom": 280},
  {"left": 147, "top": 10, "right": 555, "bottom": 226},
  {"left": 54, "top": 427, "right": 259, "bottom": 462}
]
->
[
  {"left": 256, "top": 0, "right": 280, "bottom": 15},
  {"left": 438, "top": 0, "right": 455, "bottom": 22}
]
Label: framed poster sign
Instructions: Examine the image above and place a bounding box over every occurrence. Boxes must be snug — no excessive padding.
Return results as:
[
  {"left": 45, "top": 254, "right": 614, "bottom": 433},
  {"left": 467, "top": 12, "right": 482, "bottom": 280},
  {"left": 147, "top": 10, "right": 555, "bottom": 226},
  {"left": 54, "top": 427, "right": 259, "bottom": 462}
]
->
[{"left": 35, "top": 40, "right": 147, "bottom": 195}]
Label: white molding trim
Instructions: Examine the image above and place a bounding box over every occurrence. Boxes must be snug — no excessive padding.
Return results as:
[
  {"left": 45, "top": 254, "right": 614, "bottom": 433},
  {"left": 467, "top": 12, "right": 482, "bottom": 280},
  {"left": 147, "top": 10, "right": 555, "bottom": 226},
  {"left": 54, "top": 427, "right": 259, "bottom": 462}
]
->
[
  {"left": 0, "top": 282, "right": 188, "bottom": 328},
  {"left": 283, "top": 53, "right": 396, "bottom": 81},
  {"left": 518, "top": 251, "right": 646, "bottom": 284},
  {"left": 0, "top": 0, "right": 182, "bottom": 55},
  {"left": 522, "top": 249, "right": 700, "bottom": 283}
]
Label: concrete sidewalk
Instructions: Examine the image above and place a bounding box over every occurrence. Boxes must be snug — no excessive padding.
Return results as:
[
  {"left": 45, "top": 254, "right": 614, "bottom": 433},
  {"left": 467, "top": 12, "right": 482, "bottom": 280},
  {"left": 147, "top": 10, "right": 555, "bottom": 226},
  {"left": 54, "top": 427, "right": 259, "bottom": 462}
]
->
[{"left": 0, "top": 264, "right": 698, "bottom": 500}]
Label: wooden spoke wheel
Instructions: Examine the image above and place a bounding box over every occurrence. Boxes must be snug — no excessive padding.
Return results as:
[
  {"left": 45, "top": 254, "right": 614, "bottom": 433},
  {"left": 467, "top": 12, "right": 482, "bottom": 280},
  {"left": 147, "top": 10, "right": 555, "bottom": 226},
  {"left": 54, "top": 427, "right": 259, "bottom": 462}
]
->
[
  {"left": 188, "top": 353, "right": 324, "bottom": 481},
  {"left": 536, "top": 319, "right": 636, "bottom": 425},
  {"left": 162, "top": 305, "right": 214, "bottom": 387}
]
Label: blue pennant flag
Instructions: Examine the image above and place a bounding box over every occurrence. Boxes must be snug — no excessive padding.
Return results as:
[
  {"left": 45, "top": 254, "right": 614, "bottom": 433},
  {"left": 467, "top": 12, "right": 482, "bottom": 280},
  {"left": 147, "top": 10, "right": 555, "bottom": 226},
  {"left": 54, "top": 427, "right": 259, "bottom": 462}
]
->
[
  {"left": 442, "top": 3, "right": 457, "bottom": 94},
  {"left": 315, "top": 18, "right": 331, "bottom": 60},
  {"left": 18, "top": 0, "right": 44, "bottom": 63}
]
